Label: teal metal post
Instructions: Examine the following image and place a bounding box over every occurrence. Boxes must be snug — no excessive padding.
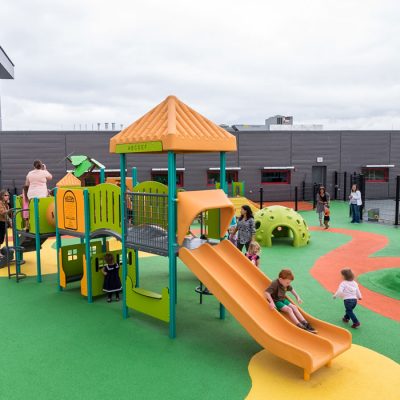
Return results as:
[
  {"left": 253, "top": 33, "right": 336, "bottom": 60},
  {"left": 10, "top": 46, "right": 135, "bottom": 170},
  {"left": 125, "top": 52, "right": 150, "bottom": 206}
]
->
[
  {"left": 100, "top": 167, "right": 107, "bottom": 250},
  {"left": 54, "top": 189, "right": 63, "bottom": 291},
  {"left": 219, "top": 152, "right": 227, "bottom": 320},
  {"left": 131, "top": 167, "right": 137, "bottom": 187},
  {"left": 100, "top": 167, "right": 106, "bottom": 184},
  {"left": 33, "top": 198, "right": 42, "bottom": 283},
  {"left": 12, "top": 194, "right": 21, "bottom": 276},
  {"left": 168, "top": 151, "right": 177, "bottom": 338},
  {"left": 83, "top": 190, "right": 92, "bottom": 303},
  {"left": 120, "top": 154, "right": 128, "bottom": 318},
  {"left": 131, "top": 167, "right": 139, "bottom": 287}
]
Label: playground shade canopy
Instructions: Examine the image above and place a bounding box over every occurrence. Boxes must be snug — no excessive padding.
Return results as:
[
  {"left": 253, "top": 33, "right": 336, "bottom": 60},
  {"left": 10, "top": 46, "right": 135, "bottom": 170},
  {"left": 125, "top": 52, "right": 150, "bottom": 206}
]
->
[{"left": 109, "top": 96, "right": 237, "bottom": 154}]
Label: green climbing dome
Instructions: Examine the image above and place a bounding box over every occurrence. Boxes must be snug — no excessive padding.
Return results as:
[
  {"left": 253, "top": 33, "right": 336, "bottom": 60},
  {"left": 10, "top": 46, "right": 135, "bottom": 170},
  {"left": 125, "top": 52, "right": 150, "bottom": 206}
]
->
[{"left": 254, "top": 205, "right": 310, "bottom": 247}]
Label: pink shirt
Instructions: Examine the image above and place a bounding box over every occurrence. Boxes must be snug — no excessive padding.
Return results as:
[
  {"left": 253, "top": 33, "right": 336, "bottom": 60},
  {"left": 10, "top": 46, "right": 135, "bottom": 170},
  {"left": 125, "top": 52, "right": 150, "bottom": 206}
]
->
[{"left": 26, "top": 169, "right": 52, "bottom": 199}]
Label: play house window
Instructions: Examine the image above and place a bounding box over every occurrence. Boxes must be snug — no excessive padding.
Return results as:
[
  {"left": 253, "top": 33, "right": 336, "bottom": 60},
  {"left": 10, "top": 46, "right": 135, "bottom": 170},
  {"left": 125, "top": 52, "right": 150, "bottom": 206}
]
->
[
  {"left": 362, "top": 167, "right": 389, "bottom": 182},
  {"left": 151, "top": 170, "right": 184, "bottom": 187},
  {"left": 90, "top": 245, "right": 98, "bottom": 255},
  {"left": 67, "top": 249, "right": 78, "bottom": 261},
  {"left": 207, "top": 170, "right": 239, "bottom": 186},
  {"left": 261, "top": 170, "right": 291, "bottom": 184}
]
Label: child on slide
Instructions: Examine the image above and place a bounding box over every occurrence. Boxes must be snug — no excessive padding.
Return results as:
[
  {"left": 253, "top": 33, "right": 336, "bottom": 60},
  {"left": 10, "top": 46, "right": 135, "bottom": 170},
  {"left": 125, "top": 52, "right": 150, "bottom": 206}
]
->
[{"left": 265, "top": 269, "right": 317, "bottom": 333}]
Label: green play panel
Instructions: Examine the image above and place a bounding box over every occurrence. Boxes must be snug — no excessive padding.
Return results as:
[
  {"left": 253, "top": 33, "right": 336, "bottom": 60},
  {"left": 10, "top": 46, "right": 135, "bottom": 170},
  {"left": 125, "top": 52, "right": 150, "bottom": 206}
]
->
[{"left": 358, "top": 268, "right": 400, "bottom": 300}]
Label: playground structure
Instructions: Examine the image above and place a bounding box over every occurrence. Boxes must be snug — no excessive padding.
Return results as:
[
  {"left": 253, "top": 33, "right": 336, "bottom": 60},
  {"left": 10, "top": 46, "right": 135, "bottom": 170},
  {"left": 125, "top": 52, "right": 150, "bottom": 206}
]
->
[
  {"left": 6, "top": 95, "right": 351, "bottom": 380},
  {"left": 12, "top": 196, "right": 57, "bottom": 282},
  {"left": 254, "top": 205, "right": 311, "bottom": 247},
  {"left": 109, "top": 95, "right": 351, "bottom": 380}
]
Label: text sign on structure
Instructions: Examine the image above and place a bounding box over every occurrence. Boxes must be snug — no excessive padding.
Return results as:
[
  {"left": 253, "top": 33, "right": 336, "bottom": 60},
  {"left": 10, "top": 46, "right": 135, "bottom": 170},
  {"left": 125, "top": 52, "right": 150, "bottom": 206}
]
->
[
  {"left": 63, "top": 190, "right": 78, "bottom": 230},
  {"left": 115, "top": 141, "right": 163, "bottom": 153}
]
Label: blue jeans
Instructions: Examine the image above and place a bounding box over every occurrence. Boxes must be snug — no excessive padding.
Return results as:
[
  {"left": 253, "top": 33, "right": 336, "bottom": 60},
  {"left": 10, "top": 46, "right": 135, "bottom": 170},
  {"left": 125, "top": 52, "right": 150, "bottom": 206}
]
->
[
  {"left": 350, "top": 203, "right": 360, "bottom": 223},
  {"left": 344, "top": 299, "right": 359, "bottom": 324}
]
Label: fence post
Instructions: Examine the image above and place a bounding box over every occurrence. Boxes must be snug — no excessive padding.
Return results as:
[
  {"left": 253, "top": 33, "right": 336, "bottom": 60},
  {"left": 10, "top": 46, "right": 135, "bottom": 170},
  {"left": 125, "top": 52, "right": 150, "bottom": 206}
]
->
[
  {"left": 359, "top": 173, "right": 365, "bottom": 221},
  {"left": 259, "top": 187, "right": 264, "bottom": 209},
  {"left": 294, "top": 186, "right": 298, "bottom": 211},
  {"left": 395, "top": 176, "right": 400, "bottom": 226},
  {"left": 343, "top": 172, "right": 347, "bottom": 201},
  {"left": 302, "top": 180, "right": 305, "bottom": 201},
  {"left": 334, "top": 171, "right": 338, "bottom": 200},
  {"left": 313, "top": 183, "right": 318, "bottom": 209}
]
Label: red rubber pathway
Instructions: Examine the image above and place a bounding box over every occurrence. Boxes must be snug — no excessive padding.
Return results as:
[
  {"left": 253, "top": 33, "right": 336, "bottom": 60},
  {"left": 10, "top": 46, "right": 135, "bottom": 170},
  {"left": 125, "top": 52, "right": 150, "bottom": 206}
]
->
[{"left": 310, "top": 227, "right": 400, "bottom": 321}]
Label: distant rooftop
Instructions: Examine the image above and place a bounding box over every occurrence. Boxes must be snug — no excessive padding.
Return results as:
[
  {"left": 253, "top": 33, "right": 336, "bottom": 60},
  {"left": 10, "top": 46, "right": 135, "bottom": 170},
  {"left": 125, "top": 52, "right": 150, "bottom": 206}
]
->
[
  {"left": 0, "top": 46, "right": 14, "bottom": 79},
  {"left": 230, "top": 115, "right": 323, "bottom": 132}
]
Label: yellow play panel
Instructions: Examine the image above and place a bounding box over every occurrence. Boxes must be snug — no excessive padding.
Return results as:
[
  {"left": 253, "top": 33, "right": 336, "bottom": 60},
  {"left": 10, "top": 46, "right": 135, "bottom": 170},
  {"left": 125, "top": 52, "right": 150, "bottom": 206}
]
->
[
  {"left": 0, "top": 236, "right": 155, "bottom": 278},
  {"left": 246, "top": 344, "right": 400, "bottom": 400}
]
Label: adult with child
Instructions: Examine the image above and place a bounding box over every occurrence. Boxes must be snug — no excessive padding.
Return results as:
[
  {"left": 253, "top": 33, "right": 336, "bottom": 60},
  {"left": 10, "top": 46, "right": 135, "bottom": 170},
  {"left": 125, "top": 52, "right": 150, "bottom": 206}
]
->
[
  {"left": 234, "top": 205, "right": 256, "bottom": 252},
  {"left": 25, "top": 160, "right": 52, "bottom": 200},
  {"left": 0, "top": 190, "right": 11, "bottom": 248},
  {"left": 316, "top": 186, "right": 330, "bottom": 227},
  {"left": 349, "top": 184, "right": 362, "bottom": 223},
  {"left": 265, "top": 269, "right": 317, "bottom": 333}
]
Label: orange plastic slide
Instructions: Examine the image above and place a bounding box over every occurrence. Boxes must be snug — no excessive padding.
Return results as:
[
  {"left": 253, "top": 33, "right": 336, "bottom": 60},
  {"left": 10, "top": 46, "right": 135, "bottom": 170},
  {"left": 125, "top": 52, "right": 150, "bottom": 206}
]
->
[{"left": 179, "top": 240, "right": 352, "bottom": 380}]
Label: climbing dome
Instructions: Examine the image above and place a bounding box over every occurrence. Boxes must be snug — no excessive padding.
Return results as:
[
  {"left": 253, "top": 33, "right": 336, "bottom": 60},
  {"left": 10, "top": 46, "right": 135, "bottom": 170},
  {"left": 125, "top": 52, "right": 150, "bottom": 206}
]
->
[{"left": 254, "top": 205, "right": 310, "bottom": 247}]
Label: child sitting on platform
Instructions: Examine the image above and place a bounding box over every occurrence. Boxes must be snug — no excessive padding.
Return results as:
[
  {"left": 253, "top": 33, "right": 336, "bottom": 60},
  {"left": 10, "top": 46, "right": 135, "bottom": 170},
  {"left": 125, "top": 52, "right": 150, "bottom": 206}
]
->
[
  {"left": 102, "top": 253, "right": 122, "bottom": 303},
  {"left": 265, "top": 269, "right": 317, "bottom": 333}
]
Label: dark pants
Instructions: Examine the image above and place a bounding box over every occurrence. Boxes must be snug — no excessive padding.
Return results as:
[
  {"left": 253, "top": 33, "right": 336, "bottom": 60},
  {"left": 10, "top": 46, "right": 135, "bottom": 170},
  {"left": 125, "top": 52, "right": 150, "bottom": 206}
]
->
[
  {"left": 0, "top": 221, "right": 6, "bottom": 246},
  {"left": 108, "top": 291, "right": 120, "bottom": 300},
  {"left": 344, "top": 299, "right": 359, "bottom": 324},
  {"left": 237, "top": 241, "right": 250, "bottom": 252},
  {"left": 350, "top": 203, "right": 360, "bottom": 223}
]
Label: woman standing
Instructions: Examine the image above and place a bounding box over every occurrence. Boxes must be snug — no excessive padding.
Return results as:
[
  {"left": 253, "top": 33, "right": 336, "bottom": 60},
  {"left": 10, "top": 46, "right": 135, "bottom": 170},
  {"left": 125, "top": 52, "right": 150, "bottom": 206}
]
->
[
  {"left": 316, "top": 186, "right": 330, "bottom": 227},
  {"left": 235, "top": 205, "right": 256, "bottom": 252},
  {"left": 349, "top": 184, "right": 362, "bottom": 223},
  {"left": 0, "top": 190, "right": 11, "bottom": 247},
  {"left": 25, "top": 160, "right": 52, "bottom": 200}
]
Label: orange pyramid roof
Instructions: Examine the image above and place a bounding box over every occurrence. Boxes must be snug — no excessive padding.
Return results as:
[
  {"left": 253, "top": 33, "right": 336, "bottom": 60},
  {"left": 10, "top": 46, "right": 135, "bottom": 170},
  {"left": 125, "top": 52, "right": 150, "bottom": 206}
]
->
[
  {"left": 56, "top": 173, "right": 82, "bottom": 188},
  {"left": 109, "top": 96, "right": 237, "bottom": 153}
]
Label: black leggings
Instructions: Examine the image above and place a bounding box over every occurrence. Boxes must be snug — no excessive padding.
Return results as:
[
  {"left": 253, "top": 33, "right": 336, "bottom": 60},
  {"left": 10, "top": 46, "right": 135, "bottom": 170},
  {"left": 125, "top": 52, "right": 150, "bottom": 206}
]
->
[
  {"left": 0, "top": 221, "right": 6, "bottom": 246},
  {"left": 237, "top": 241, "right": 250, "bottom": 252},
  {"left": 108, "top": 291, "right": 120, "bottom": 300}
]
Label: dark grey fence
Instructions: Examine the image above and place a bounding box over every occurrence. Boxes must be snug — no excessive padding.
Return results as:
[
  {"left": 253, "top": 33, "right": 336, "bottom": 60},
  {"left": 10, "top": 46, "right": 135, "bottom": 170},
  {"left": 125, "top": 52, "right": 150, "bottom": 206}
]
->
[{"left": 126, "top": 192, "right": 169, "bottom": 256}]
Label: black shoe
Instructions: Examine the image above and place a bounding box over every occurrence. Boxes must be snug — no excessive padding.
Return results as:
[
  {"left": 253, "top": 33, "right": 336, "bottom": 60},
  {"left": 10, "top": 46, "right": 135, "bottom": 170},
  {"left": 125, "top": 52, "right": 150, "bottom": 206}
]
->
[
  {"left": 107, "top": 298, "right": 112, "bottom": 303},
  {"left": 302, "top": 321, "right": 317, "bottom": 333},
  {"left": 116, "top": 297, "right": 120, "bottom": 302}
]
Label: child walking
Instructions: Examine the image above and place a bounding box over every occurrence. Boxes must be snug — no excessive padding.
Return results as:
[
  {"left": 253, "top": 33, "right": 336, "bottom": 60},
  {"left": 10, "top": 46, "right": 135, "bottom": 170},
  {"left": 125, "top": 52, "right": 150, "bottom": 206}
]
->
[
  {"left": 323, "top": 204, "right": 330, "bottom": 229},
  {"left": 333, "top": 268, "right": 362, "bottom": 328},
  {"left": 102, "top": 253, "right": 122, "bottom": 302},
  {"left": 246, "top": 241, "right": 261, "bottom": 268},
  {"left": 265, "top": 269, "right": 317, "bottom": 333}
]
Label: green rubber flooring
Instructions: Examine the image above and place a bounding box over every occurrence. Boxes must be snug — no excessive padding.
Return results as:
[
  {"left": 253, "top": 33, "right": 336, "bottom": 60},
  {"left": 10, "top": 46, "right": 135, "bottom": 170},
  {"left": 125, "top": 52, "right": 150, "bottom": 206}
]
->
[
  {"left": 0, "top": 201, "right": 399, "bottom": 399},
  {"left": 358, "top": 268, "right": 400, "bottom": 300}
]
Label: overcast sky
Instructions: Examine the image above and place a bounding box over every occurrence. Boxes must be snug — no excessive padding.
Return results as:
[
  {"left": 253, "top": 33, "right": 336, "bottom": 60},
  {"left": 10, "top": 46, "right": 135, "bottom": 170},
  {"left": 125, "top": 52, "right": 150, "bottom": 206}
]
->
[{"left": 1, "top": 0, "right": 400, "bottom": 130}]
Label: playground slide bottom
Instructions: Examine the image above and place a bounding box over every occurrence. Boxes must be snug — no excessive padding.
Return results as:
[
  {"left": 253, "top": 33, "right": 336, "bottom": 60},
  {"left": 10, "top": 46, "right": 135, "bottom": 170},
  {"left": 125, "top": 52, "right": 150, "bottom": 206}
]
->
[{"left": 179, "top": 240, "right": 351, "bottom": 380}]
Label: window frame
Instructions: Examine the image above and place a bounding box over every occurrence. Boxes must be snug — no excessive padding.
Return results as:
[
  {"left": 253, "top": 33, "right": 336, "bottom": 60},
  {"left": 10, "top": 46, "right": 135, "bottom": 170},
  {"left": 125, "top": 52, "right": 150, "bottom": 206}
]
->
[
  {"left": 362, "top": 167, "right": 389, "bottom": 183},
  {"left": 206, "top": 170, "right": 239, "bottom": 186},
  {"left": 151, "top": 170, "right": 184, "bottom": 187},
  {"left": 261, "top": 169, "right": 291, "bottom": 185}
]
